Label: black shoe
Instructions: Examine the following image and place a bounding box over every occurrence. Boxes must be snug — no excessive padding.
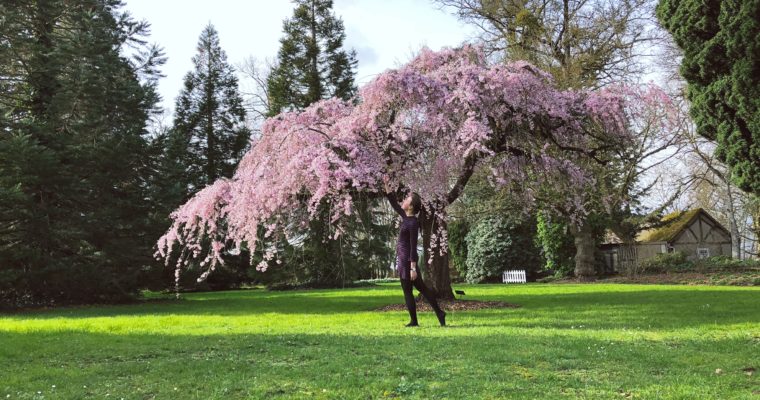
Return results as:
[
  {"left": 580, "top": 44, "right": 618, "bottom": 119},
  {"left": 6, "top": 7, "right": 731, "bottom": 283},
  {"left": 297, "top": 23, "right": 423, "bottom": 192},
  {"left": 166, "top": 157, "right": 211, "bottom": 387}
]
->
[
  {"left": 405, "top": 321, "right": 419, "bottom": 327},
  {"left": 436, "top": 310, "right": 446, "bottom": 326}
]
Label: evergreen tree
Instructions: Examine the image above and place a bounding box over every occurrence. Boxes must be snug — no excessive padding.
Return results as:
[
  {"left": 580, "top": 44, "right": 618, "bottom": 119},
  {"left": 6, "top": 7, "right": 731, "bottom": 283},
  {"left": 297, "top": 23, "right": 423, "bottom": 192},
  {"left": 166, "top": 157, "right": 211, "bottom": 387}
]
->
[
  {"left": 266, "top": 0, "right": 358, "bottom": 116},
  {"left": 171, "top": 24, "right": 251, "bottom": 193},
  {"left": 0, "top": 0, "right": 165, "bottom": 308},
  {"left": 162, "top": 24, "right": 251, "bottom": 289},
  {"left": 657, "top": 0, "right": 760, "bottom": 196},
  {"left": 263, "top": 0, "right": 389, "bottom": 287}
]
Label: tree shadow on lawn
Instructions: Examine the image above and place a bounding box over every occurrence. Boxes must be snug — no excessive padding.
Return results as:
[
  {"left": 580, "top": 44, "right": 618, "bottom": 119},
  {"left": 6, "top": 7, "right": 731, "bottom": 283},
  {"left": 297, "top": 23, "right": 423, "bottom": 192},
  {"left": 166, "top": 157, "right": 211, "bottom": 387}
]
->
[
  {"left": 0, "top": 290, "right": 405, "bottom": 319},
  {"left": 3, "top": 287, "right": 759, "bottom": 332},
  {"left": 0, "top": 330, "right": 757, "bottom": 399}
]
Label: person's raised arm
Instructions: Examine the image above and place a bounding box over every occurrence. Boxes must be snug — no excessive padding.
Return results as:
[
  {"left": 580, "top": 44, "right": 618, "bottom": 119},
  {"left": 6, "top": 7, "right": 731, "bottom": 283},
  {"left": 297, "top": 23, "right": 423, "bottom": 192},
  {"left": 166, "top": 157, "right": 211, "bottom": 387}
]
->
[{"left": 383, "top": 180, "right": 406, "bottom": 218}]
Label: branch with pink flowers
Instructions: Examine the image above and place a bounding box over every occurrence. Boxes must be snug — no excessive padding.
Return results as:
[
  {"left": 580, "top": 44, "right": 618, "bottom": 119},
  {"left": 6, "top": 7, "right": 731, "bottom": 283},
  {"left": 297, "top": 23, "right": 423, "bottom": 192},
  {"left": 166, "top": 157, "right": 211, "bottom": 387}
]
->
[{"left": 154, "top": 45, "right": 676, "bottom": 291}]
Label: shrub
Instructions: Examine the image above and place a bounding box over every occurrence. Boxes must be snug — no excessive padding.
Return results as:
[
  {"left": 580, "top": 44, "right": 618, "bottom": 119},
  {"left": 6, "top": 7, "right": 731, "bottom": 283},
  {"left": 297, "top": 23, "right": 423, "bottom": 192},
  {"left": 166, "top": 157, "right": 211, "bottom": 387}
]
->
[
  {"left": 448, "top": 219, "right": 470, "bottom": 277},
  {"left": 697, "top": 255, "right": 760, "bottom": 271},
  {"left": 463, "top": 216, "right": 542, "bottom": 283},
  {"left": 535, "top": 213, "right": 575, "bottom": 277},
  {"left": 638, "top": 252, "right": 760, "bottom": 275},
  {"left": 639, "top": 251, "right": 693, "bottom": 273},
  {"left": 1, "top": 261, "right": 139, "bottom": 310}
]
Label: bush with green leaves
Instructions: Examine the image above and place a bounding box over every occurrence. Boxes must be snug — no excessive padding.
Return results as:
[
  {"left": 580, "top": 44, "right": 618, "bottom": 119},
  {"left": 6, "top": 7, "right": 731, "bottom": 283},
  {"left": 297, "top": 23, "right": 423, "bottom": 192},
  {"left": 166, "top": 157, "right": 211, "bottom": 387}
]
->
[
  {"left": 448, "top": 219, "right": 470, "bottom": 278},
  {"left": 463, "top": 216, "right": 542, "bottom": 283},
  {"left": 535, "top": 213, "right": 576, "bottom": 277},
  {"left": 699, "top": 255, "right": 760, "bottom": 271},
  {"left": 639, "top": 252, "right": 693, "bottom": 273},
  {"left": 639, "top": 252, "right": 760, "bottom": 274}
]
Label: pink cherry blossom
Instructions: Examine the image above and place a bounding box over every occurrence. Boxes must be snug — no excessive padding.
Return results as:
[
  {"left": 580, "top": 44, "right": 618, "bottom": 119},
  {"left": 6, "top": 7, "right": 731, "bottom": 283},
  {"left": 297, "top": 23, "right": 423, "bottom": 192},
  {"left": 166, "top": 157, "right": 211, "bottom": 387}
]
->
[{"left": 154, "top": 45, "right": 672, "bottom": 288}]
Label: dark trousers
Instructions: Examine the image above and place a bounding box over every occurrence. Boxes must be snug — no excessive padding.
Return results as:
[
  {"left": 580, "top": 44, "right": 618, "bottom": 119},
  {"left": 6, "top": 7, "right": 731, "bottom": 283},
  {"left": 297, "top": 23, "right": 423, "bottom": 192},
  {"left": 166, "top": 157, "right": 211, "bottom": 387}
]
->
[{"left": 400, "top": 273, "right": 443, "bottom": 324}]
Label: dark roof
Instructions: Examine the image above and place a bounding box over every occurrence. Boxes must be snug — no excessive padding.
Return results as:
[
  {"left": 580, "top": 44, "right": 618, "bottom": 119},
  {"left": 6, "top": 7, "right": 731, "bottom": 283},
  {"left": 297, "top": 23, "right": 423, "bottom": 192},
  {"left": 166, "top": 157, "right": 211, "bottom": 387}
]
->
[{"left": 635, "top": 208, "right": 704, "bottom": 243}]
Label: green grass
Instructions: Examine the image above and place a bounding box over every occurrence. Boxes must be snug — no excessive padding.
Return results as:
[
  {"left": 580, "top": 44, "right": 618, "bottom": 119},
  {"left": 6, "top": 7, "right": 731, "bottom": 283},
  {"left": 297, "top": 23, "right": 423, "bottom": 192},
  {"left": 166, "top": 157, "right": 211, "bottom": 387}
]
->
[{"left": 1, "top": 283, "right": 759, "bottom": 399}]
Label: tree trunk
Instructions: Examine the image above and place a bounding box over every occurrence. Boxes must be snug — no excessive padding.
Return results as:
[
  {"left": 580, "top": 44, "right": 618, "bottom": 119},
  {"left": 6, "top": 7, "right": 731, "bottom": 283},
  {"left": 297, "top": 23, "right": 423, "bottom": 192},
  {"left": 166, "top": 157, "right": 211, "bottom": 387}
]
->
[
  {"left": 753, "top": 205, "right": 760, "bottom": 259},
  {"left": 570, "top": 223, "right": 596, "bottom": 281},
  {"left": 420, "top": 211, "right": 455, "bottom": 300},
  {"left": 729, "top": 217, "right": 742, "bottom": 259},
  {"left": 725, "top": 180, "right": 743, "bottom": 259}
]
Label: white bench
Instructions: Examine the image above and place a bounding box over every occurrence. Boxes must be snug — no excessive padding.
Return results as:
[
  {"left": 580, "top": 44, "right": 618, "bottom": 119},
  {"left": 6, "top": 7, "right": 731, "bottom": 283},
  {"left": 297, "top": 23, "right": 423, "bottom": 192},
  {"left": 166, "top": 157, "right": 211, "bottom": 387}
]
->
[{"left": 503, "top": 270, "right": 527, "bottom": 284}]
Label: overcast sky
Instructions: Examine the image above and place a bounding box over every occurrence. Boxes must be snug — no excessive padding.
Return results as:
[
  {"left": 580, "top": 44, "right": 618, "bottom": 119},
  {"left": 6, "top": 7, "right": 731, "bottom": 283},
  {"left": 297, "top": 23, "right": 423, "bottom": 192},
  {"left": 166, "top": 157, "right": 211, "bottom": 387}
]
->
[{"left": 124, "top": 0, "right": 477, "bottom": 113}]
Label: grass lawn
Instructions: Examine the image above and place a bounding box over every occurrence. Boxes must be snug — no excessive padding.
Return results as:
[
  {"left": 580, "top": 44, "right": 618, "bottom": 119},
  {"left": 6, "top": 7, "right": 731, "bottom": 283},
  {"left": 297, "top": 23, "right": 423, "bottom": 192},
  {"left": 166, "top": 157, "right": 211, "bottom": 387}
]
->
[{"left": 1, "top": 283, "right": 759, "bottom": 399}]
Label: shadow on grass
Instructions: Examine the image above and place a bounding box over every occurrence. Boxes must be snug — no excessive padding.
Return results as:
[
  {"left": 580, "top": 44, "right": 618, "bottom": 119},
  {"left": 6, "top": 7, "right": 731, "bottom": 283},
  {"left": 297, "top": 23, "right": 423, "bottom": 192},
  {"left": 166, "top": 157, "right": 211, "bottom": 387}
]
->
[
  {"left": 0, "top": 288, "right": 403, "bottom": 319},
  {"left": 2, "top": 286, "right": 759, "bottom": 333}
]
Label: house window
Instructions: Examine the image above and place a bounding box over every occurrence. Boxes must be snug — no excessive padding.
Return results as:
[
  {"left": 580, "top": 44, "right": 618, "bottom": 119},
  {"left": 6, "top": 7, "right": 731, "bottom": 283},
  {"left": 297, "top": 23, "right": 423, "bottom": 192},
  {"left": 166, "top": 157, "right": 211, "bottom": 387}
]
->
[
  {"left": 660, "top": 244, "right": 667, "bottom": 253},
  {"left": 667, "top": 245, "right": 675, "bottom": 253},
  {"left": 697, "top": 248, "right": 710, "bottom": 259}
]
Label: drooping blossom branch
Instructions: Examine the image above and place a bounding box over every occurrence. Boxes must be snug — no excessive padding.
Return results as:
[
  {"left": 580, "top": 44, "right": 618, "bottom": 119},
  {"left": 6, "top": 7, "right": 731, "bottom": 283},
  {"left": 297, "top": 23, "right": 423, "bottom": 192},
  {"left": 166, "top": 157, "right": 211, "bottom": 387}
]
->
[{"left": 154, "top": 45, "right": 669, "bottom": 291}]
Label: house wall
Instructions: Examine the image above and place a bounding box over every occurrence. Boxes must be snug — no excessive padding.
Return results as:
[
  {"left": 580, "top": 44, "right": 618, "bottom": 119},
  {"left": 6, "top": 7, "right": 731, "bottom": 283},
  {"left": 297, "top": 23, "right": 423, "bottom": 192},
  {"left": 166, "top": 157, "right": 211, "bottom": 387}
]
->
[
  {"left": 600, "top": 243, "right": 664, "bottom": 273},
  {"left": 636, "top": 243, "right": 664, "bottom": 261},
  {"left": 599, "top": 212, "right": 734, "bottom": 272},
  {"left": 673, "top": 243, "right": 730, "bottom": 260},
  {"left": 672, "top": 214, "right": 732, "bottom": 261}
]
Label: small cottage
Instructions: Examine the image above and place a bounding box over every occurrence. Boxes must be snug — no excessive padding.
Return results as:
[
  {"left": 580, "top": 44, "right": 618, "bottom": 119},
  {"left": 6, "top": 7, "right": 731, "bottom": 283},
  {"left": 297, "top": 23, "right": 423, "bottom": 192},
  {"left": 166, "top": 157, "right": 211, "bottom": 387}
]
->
[{"left": 600, "top": 208, "right": 732, "bottom": 272}]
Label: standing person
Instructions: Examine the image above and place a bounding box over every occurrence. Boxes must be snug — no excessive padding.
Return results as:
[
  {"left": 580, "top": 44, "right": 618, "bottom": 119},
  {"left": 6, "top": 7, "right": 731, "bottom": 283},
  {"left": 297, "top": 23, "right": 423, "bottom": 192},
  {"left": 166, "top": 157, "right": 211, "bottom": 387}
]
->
[{"left": 383, "top": 180, "right": 447, "bottom": 327}]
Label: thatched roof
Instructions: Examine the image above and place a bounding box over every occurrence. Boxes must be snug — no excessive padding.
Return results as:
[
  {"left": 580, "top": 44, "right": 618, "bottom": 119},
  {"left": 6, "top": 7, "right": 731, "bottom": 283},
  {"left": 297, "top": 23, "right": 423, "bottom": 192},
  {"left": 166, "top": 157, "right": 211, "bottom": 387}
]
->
[{"left": 635, "top": 209, "right": 703, "bottom": 243}]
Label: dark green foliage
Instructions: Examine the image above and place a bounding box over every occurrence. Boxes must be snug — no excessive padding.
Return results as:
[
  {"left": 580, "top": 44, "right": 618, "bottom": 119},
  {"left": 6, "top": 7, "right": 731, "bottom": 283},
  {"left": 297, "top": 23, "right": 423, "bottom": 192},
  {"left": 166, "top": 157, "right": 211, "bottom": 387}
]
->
[
  {"left": 170, "top": 24, "right": 251, "bottom": 192},
  {"left": 0, "top": 0, "right": 166, "bottom": 308},
  {"left": 705, "top": 255, "right": 760, "bottom": 270},
  {"left": 463, "top": 216, "right": 542, "bottom": 283},
  {"left": 639, "top": 252, "right": 691, "bottom": 273},
  {"left": 261, "top": 0, "right": 385, "bottom": 288},
  {"left": 657, "top": 0, "right": 760, "bottom": 194},
  {"left": 268, "top": 194, "right": 394, "bottom": 289},
  {"left": 266, "top": 0, "right": 358, "bottom": 116},
  {"left": 641, "top": 252, "right": 760, "bottom": 274},
  {"left": 535, "top": 213, "right": 576, "bottom": 277},
  {"left": 336, "top": 194, "right": 395, "bottom": 282},
  {"left": 447, "top": 219, "right": 470, "bottom": 278}
]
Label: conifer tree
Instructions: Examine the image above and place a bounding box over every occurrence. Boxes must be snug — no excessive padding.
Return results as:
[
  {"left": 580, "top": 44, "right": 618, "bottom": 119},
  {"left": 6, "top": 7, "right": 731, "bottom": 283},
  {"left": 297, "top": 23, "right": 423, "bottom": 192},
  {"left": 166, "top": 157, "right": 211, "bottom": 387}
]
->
[
  {"left": 266, "top": 0, "right": 358, "bottom": 116},
  {"left": 165, "top": 24, "right": 252, "bottom": 288},
  {"left": 657, "top": 0, "right": 759, "bottom": 196},
  {"left": 0, "top": 0, "right": 165, "bottom": 307},
  {"left": 171, "top": 24, "right": 251, "bottom": 193},
  {"left": 264, "top": 0, "right": 390, "bottom": 287}
]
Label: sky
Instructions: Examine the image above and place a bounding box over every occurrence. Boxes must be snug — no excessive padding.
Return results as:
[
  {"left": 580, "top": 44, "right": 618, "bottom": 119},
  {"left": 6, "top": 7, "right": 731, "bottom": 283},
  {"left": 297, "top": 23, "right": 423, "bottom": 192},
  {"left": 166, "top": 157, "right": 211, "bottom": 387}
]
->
[
  {"left": 122, "top": 0, "right": 700, "bottom": 215},
  {"left": 124, "top": 0, "right": 478, "bottom": 113}
]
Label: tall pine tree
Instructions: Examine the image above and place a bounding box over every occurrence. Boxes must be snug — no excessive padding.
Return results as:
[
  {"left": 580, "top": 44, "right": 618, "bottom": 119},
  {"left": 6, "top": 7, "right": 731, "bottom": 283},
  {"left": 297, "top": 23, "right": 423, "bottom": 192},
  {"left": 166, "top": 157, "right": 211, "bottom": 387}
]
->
[
  {"left": 171, "top": 24, "right": 251, "bottom": 193},
  {"left": 267, "top": 0, "right": 358, "bottom": 116},
  {"left": 263, "top": 0, "right": 393, "bottom": 287},
  {"left": 0, "top": 0, "right": 166, "bottom": 308},
  {"left": 657, "top": 0, "right": 760, "bottom": 259},
  {"left": 164, "top": 24, "right": 252, "bottom": 289}
]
